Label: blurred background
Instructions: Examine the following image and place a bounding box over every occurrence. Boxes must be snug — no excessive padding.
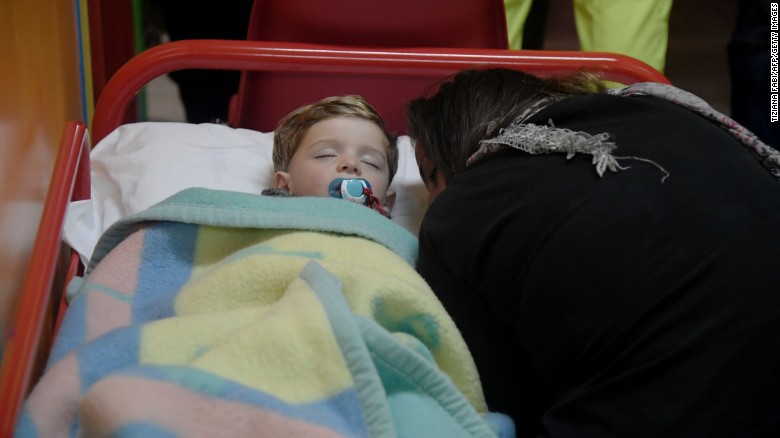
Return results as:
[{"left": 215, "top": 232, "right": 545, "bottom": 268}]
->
[{"left": 144, "top": 0, "right": 738, "bottom": 122}]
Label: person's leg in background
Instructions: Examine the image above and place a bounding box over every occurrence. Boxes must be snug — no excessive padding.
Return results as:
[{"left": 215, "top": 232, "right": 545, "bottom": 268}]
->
[
  {"left": 505, "top": 0, "right": 535, "bottom": 50},
  {"left": 505, "top": 0, "right": 552, "bottom": 50},
  {"left": 728, "top": 0, "right": 778, "bottom": 148},
  {"left": 573, "top": 0, "right": 673, "bottom": 73},
  {"left": 157, "top": 0, "right": 254, "bottom": 124}
]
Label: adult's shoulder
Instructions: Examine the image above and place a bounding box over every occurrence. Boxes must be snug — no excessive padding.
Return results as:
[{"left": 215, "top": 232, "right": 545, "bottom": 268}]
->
[{"left": 527, "top": 92, "right": 697, "bottom": 129}]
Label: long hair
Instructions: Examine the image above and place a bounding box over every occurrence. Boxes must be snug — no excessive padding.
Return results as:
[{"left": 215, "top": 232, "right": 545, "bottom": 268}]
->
[{"left": 407, "top": 68, "right": 605, "bottom": 183}]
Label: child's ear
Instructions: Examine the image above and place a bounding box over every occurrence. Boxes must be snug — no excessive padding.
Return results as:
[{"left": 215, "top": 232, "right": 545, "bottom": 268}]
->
[
  {"left": 383, "top": 190, "right": 396, "bottom": 213},
  {"left": 274, "top": 171, "right": 292, "bottom": 191}
]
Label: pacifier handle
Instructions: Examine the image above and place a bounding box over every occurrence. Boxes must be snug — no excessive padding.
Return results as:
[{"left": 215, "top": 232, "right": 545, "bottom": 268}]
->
[{"left": 328, "top": 178, "right": 389, "bottom": 217}]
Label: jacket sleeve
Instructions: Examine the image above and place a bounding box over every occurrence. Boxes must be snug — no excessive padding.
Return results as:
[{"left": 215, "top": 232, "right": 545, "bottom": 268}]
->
[{"left": 416, "top": 232, "right": 542, "bottom": 434}]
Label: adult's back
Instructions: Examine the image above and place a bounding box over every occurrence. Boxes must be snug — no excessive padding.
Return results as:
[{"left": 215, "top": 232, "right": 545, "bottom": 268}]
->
[{"left": 416, "top": 92, "right": 780, "bottom": 436}]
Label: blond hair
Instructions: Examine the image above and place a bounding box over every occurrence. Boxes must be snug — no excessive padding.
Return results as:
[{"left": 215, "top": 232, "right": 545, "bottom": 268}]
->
[{"left": 273, "top": 95, "right": 398, "bottom": 182}]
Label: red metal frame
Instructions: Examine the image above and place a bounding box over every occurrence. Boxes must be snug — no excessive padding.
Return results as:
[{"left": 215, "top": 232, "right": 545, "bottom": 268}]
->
[
  {"left": 0, "top": 39, "right": 669, "bottom": 436},
  {"left": 0, "top": 122, "right": 91, "bottom": 437},
  {"left": 93, "top": 39, "right": 669, "bottom": 143}
]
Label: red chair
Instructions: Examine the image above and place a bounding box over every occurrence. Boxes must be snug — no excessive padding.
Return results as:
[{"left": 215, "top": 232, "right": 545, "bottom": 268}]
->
[
  {"left": 229, "top": 0, "right": 509, "bottom": 134},
  {"left": 244, "top": 0, "right": 508, "bottom": 48}
]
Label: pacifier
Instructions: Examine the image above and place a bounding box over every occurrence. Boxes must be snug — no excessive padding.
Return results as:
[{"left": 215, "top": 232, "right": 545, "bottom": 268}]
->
[
  {"left": 328, "top": 178, "right": 390, "bottom": 217},
  {"left": 329, "top": 178, "right": 372, "bottom": 204}
]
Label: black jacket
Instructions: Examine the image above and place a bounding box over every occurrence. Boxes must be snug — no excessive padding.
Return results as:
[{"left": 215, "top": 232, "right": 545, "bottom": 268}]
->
[{"left": 417, "top": 94, "right": 780, "bottom": 437}]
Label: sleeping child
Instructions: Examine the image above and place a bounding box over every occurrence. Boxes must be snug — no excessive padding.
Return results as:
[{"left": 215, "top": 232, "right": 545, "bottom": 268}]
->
[
  {"left": 262, "top": 94, "right": 397, "bottom": 218},
  {"left": 16, "top": 96, "right": 514, "bottom": 437}
]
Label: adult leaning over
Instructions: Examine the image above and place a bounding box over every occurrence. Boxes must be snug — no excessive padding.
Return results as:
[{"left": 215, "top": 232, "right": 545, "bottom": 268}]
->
[{"left": 407, "top": 67, "right": 780, "bottom": 437}]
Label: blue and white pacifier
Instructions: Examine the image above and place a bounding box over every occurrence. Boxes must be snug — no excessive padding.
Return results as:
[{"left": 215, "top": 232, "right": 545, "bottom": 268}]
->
[{"left": 329, "top": 178, "right": 371, "bottom": 204}]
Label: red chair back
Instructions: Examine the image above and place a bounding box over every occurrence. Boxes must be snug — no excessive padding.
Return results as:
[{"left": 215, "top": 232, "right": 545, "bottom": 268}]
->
[{"left": 230, "top": 0, "right": 509, "bottom": 134}]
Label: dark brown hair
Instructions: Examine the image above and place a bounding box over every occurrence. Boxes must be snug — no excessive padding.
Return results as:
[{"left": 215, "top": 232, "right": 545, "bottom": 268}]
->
[{"left": 407, "top": 68, "right": 606, "bottom": 183}]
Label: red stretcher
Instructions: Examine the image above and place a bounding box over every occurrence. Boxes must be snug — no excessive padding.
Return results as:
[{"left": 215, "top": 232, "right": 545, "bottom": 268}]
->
[{"left": 0, "top": 39, "right": 668, "bottom": 435}]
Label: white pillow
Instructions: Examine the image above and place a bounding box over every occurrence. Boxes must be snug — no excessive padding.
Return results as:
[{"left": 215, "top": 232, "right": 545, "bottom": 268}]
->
[{"left": 63, "top": 122, "right": 427, "bottom": 265}]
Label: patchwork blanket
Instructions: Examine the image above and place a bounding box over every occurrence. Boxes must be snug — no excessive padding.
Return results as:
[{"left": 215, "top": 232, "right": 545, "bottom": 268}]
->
[{"left": 17, "top": 188, "right": 514, "bottom": 438}]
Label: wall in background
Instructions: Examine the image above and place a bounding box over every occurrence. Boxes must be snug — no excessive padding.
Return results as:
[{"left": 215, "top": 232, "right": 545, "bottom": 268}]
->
[{"left": 0, "top": 1, "right": 83, "bottom": 352}]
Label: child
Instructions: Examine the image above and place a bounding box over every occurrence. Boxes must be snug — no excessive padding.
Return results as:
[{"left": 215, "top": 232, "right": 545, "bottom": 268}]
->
[
  {"left": 19, "top": 95, "right": 513, "bottom": 437},
  {"left": 264, "top": 95, "right": 398, "bottom": 217}
]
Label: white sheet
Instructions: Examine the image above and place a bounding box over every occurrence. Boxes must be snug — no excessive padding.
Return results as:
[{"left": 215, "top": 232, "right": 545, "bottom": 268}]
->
[{"left": 63, "top": 122, "right": 427, "bottom": 265}]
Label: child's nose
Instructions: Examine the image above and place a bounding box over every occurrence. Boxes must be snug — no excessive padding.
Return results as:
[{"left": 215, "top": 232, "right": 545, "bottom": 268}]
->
[{"left": 338, "top": 156, "right": 361, "bottom": 175}]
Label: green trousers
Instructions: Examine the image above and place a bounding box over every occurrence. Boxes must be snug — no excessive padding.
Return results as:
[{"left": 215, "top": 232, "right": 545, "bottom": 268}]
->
[{"left": 504, "top": 0, "right": 672, "bottom": 72}]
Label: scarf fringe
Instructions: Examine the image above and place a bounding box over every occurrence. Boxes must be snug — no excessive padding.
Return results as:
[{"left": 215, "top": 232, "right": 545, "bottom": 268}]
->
[{"left": 480, "top": 119, "right": 669, "bottom": 181}]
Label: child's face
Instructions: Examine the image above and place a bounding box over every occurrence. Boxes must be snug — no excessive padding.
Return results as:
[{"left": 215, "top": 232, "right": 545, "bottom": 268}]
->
[{"left": 274, "top": 117, "right": 394, "bottom": 206}]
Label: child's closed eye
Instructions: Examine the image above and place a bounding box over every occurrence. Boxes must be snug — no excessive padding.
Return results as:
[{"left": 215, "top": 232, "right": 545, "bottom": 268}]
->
[{"left": 362, "top": 159, "right": 381, "bottom": 169}]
